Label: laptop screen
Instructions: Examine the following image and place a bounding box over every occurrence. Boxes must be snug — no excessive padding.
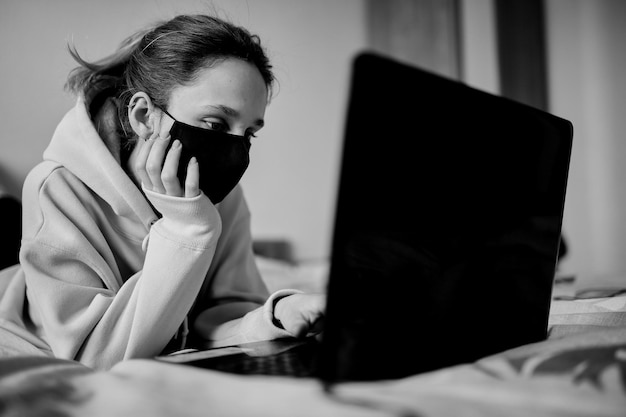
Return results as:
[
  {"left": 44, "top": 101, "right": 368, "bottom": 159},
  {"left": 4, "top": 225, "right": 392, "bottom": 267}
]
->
[{"left": 317, "top": 52, "right": 573, "bottom": 382}]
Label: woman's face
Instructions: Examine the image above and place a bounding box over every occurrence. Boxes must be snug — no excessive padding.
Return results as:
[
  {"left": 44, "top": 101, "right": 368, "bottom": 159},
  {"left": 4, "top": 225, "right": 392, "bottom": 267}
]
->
[
  {"left": 159, "top": 58, "right": 268, "bottom": 139},
  {"left": 125, "top": 57, "right": 269, "bottom": 197}
]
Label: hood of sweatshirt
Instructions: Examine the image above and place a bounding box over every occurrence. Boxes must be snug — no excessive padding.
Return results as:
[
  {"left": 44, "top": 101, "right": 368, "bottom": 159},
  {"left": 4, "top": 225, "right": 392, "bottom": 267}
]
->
[{"left": 42, "top": 90, "right": 157, "bottom": 232}]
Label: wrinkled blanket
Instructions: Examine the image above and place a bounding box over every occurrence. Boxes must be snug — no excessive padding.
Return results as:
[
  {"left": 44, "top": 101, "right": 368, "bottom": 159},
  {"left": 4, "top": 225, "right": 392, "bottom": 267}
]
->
[
  {"left": 1, "top": 324, "right": 624, "bottom": 417},
  {"left": 2, "top": 259, "right": 625, "bottom": 416}
]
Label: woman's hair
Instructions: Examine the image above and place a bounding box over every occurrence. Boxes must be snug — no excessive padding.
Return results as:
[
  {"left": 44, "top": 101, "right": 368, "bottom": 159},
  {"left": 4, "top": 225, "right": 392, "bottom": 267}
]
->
[{"left": 65, "top": 14, "right": 274, "bottom": 142}]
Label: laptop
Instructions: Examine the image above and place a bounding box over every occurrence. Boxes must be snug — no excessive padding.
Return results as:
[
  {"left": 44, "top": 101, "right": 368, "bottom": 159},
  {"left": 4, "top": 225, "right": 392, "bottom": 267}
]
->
[{"left": 156, "top": 52, "right": 574, "bottom": 383}]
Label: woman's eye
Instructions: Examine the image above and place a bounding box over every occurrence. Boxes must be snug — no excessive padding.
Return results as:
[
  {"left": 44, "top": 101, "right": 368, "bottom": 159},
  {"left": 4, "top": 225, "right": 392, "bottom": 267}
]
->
[{"left": 205, "top": 121, "right": 228, "bottom": 132}]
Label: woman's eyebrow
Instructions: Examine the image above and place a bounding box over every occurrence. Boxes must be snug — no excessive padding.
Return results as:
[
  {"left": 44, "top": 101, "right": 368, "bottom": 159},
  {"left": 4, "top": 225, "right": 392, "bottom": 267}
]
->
[{"left": 205, "top": 104, "right": 264, "bottom": 128}]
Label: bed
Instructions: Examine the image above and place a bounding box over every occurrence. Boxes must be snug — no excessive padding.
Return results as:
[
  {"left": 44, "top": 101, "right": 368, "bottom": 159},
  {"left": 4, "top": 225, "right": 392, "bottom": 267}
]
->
[{"left": 1, "top": 253, "right": 625, "bottom": 417}]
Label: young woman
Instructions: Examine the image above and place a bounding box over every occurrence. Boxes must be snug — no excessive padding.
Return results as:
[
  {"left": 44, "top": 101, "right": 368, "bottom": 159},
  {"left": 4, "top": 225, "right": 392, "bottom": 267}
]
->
[{"left": 0, "top": 14, "right": 324, "bottom": 370}]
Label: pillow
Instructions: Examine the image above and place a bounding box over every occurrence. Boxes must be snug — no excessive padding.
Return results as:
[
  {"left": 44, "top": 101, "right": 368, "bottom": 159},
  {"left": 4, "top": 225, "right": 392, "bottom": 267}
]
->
[{"left": 548, "top": 294, "right": 626, "bottom": 338}]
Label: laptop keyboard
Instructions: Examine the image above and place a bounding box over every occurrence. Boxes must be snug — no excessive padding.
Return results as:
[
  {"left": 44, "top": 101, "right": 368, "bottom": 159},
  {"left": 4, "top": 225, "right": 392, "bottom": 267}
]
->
[{"left": 203, "top": 343, "right": 317, "bottom": 377}]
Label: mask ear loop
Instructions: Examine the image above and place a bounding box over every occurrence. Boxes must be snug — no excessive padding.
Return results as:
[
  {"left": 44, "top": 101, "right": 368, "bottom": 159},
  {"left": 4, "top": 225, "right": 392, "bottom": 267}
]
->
[
  {"left": 147, "top": 106, "right": 174, "bottom": 142},
  {"left": 159, "top": 107, "right": 177, "bottom": 123}
]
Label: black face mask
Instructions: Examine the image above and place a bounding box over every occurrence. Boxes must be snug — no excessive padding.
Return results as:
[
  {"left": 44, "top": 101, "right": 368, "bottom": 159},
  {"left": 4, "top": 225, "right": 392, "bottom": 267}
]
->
[{"left": 162, "top": 110, "right": 251, "bottom": 204}]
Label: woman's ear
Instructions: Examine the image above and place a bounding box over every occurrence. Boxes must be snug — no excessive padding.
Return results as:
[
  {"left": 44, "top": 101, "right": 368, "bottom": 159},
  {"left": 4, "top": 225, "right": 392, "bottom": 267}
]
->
[{"left": 128, "top": 92, "right": 156, "bottom": 140}]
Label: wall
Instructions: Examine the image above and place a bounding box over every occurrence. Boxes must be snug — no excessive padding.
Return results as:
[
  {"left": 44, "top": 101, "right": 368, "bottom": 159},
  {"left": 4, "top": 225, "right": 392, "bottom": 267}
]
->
[
  {"left": 3, "top": 0, "right": 626, "bottom": 284},
  {"left": 360, "top": 0, "right": 626, "bottom": 288},
  {"left": 0, "top": 0, "right": 502, "bottom": 263},
  {"left": 460, "top": 0, "right": 499, "bottom": 93},
  {"left": 0, "top": 0, "right": 367, "bottom": 262},
  {"left": 463, "top": 0, "right": 626, "bottom": 288},
  {"left": 366, "top": 0, "right": 462, "bottom": 79},
  {"left": 547, "top": 0, "right": 626, "bottom": 286}
]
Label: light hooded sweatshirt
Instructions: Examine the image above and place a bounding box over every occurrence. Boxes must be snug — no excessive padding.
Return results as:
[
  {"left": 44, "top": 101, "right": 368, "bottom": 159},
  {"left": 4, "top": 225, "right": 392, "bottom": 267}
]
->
[{"left": 0, "top": 92, "right": 295, "bottom": 370}]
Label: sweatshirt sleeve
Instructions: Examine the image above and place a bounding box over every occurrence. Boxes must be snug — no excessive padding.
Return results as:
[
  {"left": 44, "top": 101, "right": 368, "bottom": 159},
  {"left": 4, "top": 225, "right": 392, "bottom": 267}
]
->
[
  {"left": 190, "top": 185, "right": 297, "bottom": 347},
  {"left": 20, "top": 166, "right": 221, "bottom": 370}
]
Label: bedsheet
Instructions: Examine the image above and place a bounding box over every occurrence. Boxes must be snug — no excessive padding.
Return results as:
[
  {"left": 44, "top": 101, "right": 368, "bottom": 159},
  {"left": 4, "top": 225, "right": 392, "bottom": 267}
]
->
[
  {"left": 1, "top": 259, "right": 625, "bottom": 416},
  {"left": 0, "top": 324, "right": 624, "bottom": 416}
]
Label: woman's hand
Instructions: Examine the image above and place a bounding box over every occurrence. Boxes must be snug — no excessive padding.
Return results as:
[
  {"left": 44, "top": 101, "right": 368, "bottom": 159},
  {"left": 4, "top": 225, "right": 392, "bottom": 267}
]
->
[
  {"left": 134, "top": 131, "right": 200, "bottom": 198},
  {"left": 273, "top": 293, "right": 326, "bottom": 338}
]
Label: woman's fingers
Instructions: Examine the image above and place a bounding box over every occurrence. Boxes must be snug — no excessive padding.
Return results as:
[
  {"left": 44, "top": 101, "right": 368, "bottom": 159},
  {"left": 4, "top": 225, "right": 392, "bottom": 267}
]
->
[
  {"left": 145, "top": 133, "right": 171, "bottom": 193},
  {"left": 133, "top": 132, "right": 194, "bottom": 198},
  {"left": 184, "top": 157, "right": 200, "bottom": 198},
  {"left": 161, "top": 140, "right": 183, "bottom": 196},
  {"left": 273, "top": 294, "right": 326, "bottom": 338},
  {"left": 133, "top": 131, "right": 158, "bottom": 191}
]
